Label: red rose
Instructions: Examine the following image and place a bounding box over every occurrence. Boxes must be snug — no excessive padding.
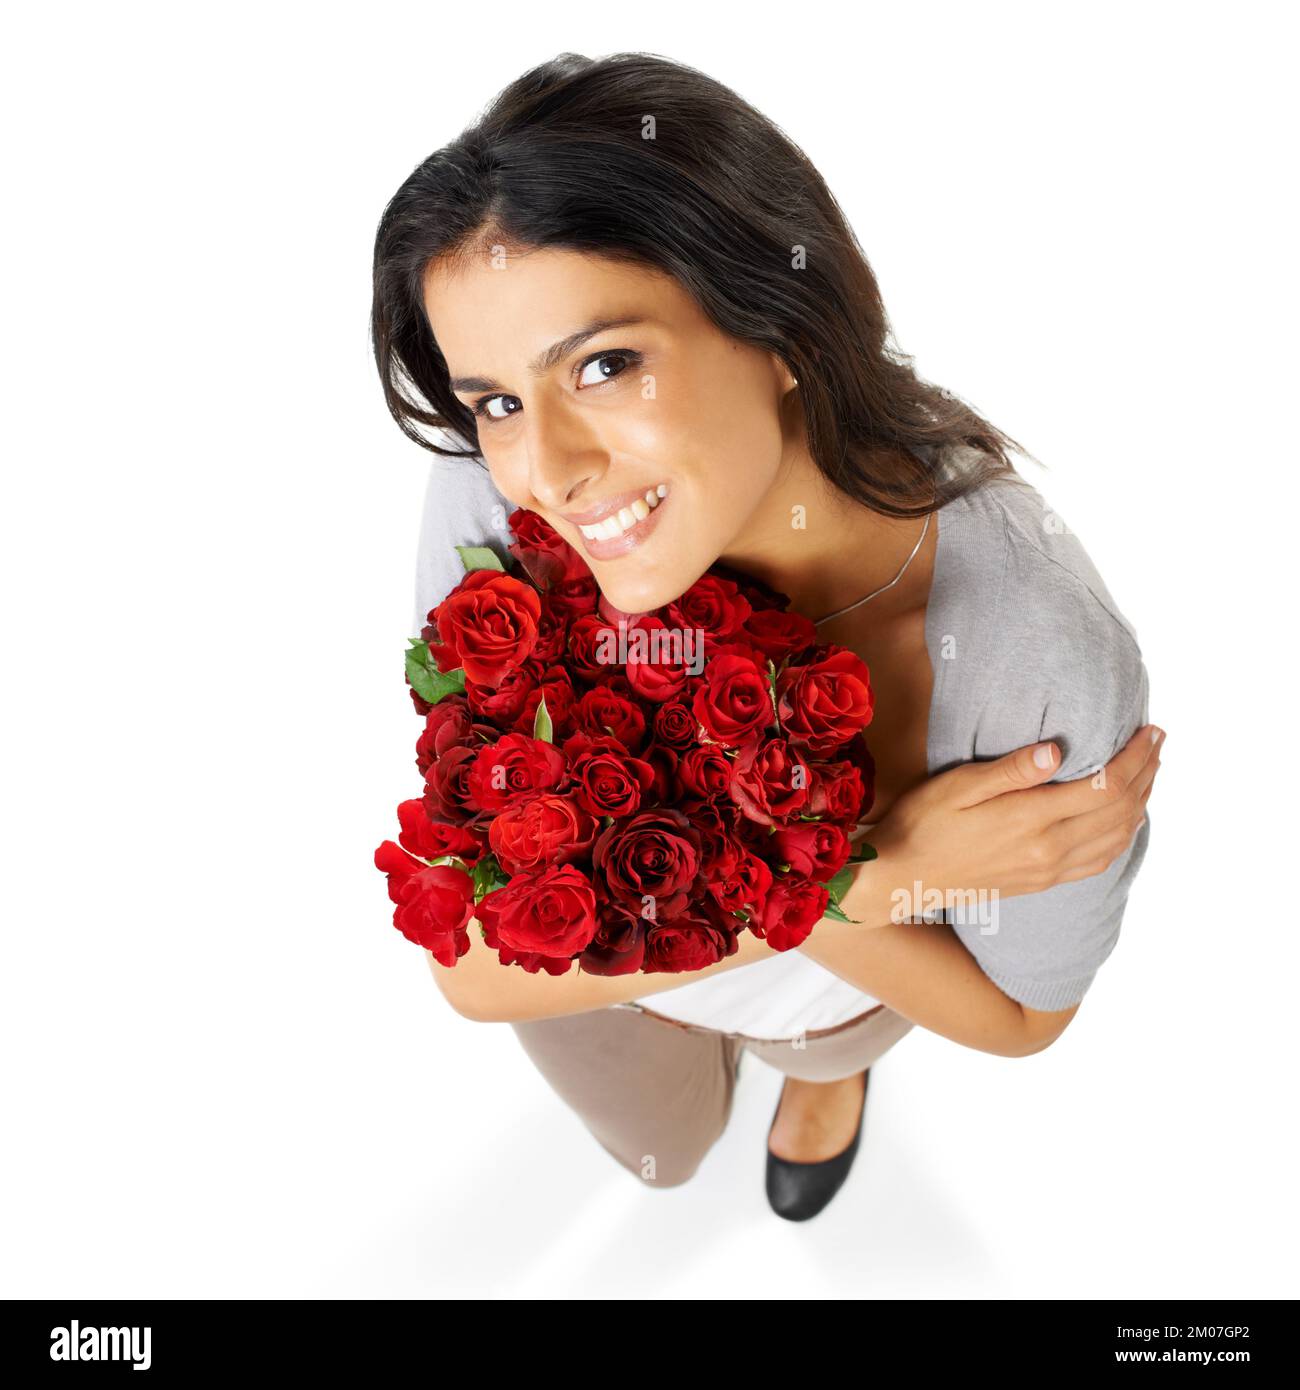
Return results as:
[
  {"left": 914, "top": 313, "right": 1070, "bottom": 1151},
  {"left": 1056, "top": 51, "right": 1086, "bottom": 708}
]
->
[
  {"left": 565, "top": 612, "right": 622, "bottom": 682},
  {"left": 705, "top": 847, "right": 774, "bottom": 917},
  {"left": 621, "top": 614, "right": 694, "bottom": 704},
  {"left": 642, "top": 908, "right": 739, "bottom": 973},
  {"left": 839, "top": 732, "right": 877, "bottom": 819},
  {"left": 641, "top": 742, "right": 682, "bottom": 806},
  {"left": 422, "top": 743, "right": 485, "bottom": 824},
  {"left": 507, "top": 508, "right": 589, "bottom": 589},
  {"left": 665, "top": 573, "right": 753, "bottom": 641},
  {"left": 592, "top": 808, "right": 702, "bottom": 920},
  {"left": 677, "top": 744, "right": 733, "bottom": 802},
  {"left": 689, "top": 802, "right": 742, "bottom": 874},
  {"left": 733, "top": 810, "right": 777, "bottom": 857},
  {"left": 374, "top": 842, "right": 475, "bottom": 966},
  {"left": 692, "top": 651, "right": 773, "bottom": 748},
  {"left": 415, "top": 696, "right": 490, "bottom": 777},
  {"left": 578, "top": 906, "right": 647, "bottom": 975},
  {"left": 564, "top": 735, "right": 657, "bottom": 818},
  {"left": 395, "top": 799, "right": 483, "bottom": 862},
  {"left": 544, "top": 574, "right": 601, "bottom": 622},
  {"left": 510, "top": 667, "right": 577, "bottom": 740},
  {"left": 427, "top": 569, "right": 542, "bottom": 688},
  {"left": 727, "top": 737, "right": 811, "bottom": 826},
  {"left": 771, "top": 821, "right": 852, "bottom": 881},
  {"left": 776, "top": 645, "right": 874, "bottom": 756},
  {"left": 465, "top": 659, "right": 541, "bottom": 727},
  {"left": 742, "top": 608, "right": 818, "bottom": 664},
  {"left": 476, "top": 865, "right": 598, "bottom": 970},
  {"left": 652, "top": 698, "right": 698, "bottom": 750},
  {"left": 754, "top": 874, "right": 829, "bottom": 952},
  {"left": 466, "top": 732, "right": 568, "bottom": 814},
  {"left": 530, "top": 596, "right": 573, "bottom": 664},
  {"left": 572, "top": 683, "right": 647, "bottom": 751},
  {"left": 488, "top": 793, "right": 597, "bottom": 874},
  {"left": 804, "top": 758, "right": 870, "bottom": 824}
]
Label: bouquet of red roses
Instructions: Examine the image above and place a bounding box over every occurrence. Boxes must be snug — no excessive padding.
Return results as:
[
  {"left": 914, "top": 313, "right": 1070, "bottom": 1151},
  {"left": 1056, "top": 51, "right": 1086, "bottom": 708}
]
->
[{"left": 374, "top": 507, "right": 878, "bottom": 977}]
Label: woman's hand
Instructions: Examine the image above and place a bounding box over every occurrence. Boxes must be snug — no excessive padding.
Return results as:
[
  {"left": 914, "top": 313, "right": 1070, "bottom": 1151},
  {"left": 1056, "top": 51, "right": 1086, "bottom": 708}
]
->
[{"left": 864, "top": 723, "right": 1164, "bottom": 902}]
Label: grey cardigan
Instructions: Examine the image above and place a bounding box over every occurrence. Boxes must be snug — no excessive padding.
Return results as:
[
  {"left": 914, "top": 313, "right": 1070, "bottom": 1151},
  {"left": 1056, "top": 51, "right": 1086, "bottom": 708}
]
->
[{"left": 411, "top": 450, "right": 1152, "bottom": 1012}]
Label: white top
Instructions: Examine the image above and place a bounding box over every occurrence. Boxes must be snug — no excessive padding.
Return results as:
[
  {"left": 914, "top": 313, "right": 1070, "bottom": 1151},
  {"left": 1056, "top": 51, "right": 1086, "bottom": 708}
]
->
[{"left": 628, "top": 932, "right": 883, "bottom": 1039}]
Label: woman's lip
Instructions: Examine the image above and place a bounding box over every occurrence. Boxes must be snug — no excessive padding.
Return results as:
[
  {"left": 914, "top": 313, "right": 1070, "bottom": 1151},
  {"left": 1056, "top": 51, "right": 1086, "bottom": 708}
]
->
[
  {"left": 572, "top": 486, "right": 669, "bottom": 562},
  {"left": 560, "top": 484, "right": 665, "bottom": 527}
]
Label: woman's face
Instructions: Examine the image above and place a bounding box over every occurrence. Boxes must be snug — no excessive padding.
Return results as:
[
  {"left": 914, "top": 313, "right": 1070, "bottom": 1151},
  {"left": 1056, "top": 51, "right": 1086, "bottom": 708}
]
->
[{"left": 422, "top": 246, "right": 797, "bottom": 614}]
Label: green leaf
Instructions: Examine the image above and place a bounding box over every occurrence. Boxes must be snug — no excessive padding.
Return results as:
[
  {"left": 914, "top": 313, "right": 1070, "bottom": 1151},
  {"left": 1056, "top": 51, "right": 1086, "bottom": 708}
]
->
[
  {"left": 405, "top": 650, "right": 466, "bottom": 705},
  {"left": 848, "top": 842, "right": 878, "bottom": 865},
  {"left": 427, "top": 854, "right": 470, "bottom": 872},
  {"left": 766, "top": 658, "right": 781, "bottom": 734},
  {"left": 820, "top": 863, "right": 864, "bottom": 924},
  {"left": 471, "top": 854, "right": 509, "bottom": 904},
  {"left": 824, "top": 866, "right": 854, "bottom": 904},
  {"left": 456, "top": 545, "right": 505, "bottom": 573},
  {"left": 533, "top": 691, "right": 554, "bottom": 744}
]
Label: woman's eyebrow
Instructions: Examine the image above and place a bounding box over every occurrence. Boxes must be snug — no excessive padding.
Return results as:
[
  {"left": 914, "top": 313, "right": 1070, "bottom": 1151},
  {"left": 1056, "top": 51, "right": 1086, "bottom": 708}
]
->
[{"left": 448, "top": 316, "right": 651, "bottom": 393}]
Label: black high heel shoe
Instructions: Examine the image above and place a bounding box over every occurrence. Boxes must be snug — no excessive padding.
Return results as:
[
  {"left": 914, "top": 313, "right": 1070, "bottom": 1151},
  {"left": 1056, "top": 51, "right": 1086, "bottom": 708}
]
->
[{"left": 765, "top": 1069, "right": 869, "bottom": 1222}]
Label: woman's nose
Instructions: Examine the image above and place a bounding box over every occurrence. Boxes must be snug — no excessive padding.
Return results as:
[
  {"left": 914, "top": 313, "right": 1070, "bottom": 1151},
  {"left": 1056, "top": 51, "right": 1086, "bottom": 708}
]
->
[{"left": 524, "top": 402, "right": 609, "bottom": 512}]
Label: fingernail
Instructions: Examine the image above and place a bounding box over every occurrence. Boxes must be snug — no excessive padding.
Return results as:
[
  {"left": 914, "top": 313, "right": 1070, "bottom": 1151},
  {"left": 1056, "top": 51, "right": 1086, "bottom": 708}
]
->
[
  {"left": 1149, "top": 726, "right": 1162, "bottom": 744},
  {"left": 1033, "top": 743, "right": 1056, "bottom": 768}
]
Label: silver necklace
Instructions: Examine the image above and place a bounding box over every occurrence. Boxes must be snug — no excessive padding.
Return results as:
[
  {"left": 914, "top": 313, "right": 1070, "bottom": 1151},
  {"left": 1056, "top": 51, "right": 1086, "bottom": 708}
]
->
[{"left": 812, "top": 512, "right": 931, "bottom": 627}]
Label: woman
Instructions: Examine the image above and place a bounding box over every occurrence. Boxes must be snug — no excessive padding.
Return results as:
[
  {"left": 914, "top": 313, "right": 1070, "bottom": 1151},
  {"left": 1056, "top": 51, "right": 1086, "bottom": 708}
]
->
[{"left": 372, "top": 52, "right": 1162, "bottom": 1220}]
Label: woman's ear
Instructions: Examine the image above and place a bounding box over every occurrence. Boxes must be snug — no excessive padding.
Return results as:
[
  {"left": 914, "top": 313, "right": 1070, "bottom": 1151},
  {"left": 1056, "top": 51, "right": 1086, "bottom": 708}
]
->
[{"left": 773, "top": 358, "right": 800, "bottom": 395}]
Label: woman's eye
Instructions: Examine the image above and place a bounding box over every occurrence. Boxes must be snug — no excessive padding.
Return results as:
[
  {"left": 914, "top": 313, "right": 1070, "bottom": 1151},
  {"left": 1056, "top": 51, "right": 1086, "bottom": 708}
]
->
[
  {"left": 473, "top": 395, "right": 518, "bottom": 422},
  {"left": 469, "top": 350, "right": 640, "bottom": 426},
  {"left": 576, "top": 350, "right": 637, "bottom": 387}
]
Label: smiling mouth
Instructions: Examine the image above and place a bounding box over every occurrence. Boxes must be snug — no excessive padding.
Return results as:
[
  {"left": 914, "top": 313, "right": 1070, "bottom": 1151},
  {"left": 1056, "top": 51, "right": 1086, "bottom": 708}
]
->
[
  {"left": 569, "top": 484, "right": 669, "bottom": 561},
  {"left": 575, "top": 484, "right": 668, "bottom": 541}
]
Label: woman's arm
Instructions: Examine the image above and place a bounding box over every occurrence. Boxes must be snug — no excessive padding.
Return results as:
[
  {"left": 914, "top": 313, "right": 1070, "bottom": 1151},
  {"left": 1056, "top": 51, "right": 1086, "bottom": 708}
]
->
[
  {"left": 433, "top": 883, "right": 1073, "bottom": 1049},
  {"left": 796, "top": 904, "right": 1077, "bottom": 1058},
  {"left": 427, "top": 923, "right": 778, "bottom": 1023},
  {"left": 796, "top": 725, "right": 1162, "bottom": 1057},
  {"left": 430, "top": 725, "right": 1160, "bottom": 1030}
]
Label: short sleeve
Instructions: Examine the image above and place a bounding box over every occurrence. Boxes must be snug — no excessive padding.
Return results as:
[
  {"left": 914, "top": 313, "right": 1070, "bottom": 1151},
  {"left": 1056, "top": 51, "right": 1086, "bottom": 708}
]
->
[
  {"left": 412, "top": 458, "right": 514, "bottom": 631},
  {"left": 947, "top": 618, "right": 1153, "bottom": 1012}
]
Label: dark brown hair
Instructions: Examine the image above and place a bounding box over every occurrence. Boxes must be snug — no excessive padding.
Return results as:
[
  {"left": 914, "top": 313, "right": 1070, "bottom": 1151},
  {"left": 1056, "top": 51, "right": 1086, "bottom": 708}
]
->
[{"left": 371, "top": 51, "right": 1037, "bottom": 518}]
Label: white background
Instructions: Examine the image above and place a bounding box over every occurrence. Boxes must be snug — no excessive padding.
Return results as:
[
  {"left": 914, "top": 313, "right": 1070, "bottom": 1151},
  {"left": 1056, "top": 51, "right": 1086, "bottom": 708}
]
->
[{"left": 2, "top": 1, "right": 1295, "bottom": 1298}]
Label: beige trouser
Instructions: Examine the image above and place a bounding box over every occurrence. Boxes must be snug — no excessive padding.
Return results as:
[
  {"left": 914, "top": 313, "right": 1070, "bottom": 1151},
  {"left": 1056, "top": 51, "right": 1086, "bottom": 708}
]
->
[{"left": 510, "top": 1000, "right": 915, "bottom": 1188}]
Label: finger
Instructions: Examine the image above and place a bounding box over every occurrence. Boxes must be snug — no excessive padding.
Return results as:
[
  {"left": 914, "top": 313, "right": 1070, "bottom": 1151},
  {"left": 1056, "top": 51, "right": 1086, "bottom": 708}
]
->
[
  {"left": 1056, "top": 811, "right": 1148, "bottom": 884},
  {"left": 1031, "top": 723, "right": 1163, "bottom": 822},
  {"left": 1051, "top": 758, "right": 1158, "bottom": 865},
  {"left": 947, "top": 739, "right": 1063, "bottom": 808},
  {"left": 1050, "top": 756, "right": 1159, "bottom": 871}
]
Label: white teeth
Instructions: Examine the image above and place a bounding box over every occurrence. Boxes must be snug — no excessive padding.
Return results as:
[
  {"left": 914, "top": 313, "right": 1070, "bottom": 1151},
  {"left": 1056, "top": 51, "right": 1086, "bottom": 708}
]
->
[{"left": 578, "top": 485, "right": 668, "bottom": 540}]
